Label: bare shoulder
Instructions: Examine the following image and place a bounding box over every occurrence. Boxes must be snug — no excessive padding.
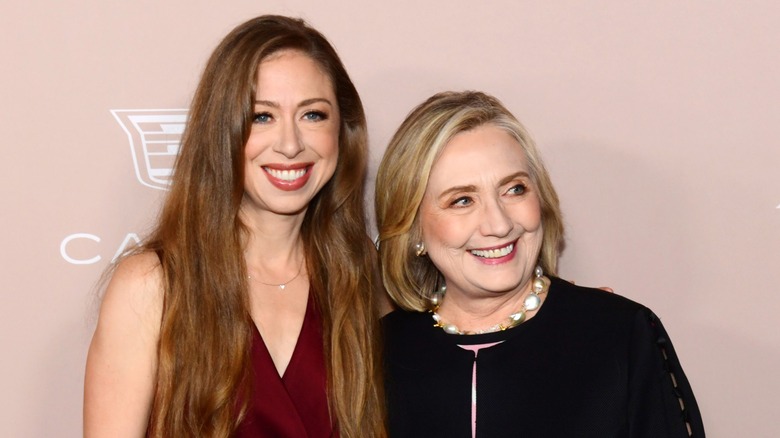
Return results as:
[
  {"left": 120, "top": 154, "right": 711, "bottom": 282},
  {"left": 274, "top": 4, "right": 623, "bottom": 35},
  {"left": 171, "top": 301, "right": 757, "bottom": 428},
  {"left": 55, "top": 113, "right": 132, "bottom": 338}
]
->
[
  {"left": 100, "top": 251, "right": 164, "bottom": 328},
  {"left": 84, "top": 251, "right": 164, "bottom": 437}
]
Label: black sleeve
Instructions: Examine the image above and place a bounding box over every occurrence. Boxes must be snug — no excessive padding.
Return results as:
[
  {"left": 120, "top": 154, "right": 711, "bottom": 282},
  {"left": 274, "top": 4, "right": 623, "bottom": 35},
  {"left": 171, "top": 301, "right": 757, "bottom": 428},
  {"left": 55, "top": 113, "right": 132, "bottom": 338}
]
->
[{"left": 628, "top": 308, "right": 706, "bottom": 437}]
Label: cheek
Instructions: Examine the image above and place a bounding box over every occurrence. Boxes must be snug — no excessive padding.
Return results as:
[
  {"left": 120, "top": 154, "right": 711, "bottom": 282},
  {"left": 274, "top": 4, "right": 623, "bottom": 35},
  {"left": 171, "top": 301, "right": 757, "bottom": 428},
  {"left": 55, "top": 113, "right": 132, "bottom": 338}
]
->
[
  {"left": 319, "top": 136, "right": 339, "bottom": 179},
  {"left": 526, "top": 205, "right": 543, "bottom": 231},
  {"left": 243, "top": 130, "right": 267, "bottom": 161},
  {"left": 243, "top": 144, "right": 258, "bottom": 181},
  {"left": 323, "top": 138, "right": 339, "bottom": 163},
  {"left": 308, "top": 125, "right": 340, "bottom": 157},
  {"left": 422, "top": 212, "right": 472, "bottom": 251},
  {"left": 516, "top": 196, "right": 543, "bottom": 231}
]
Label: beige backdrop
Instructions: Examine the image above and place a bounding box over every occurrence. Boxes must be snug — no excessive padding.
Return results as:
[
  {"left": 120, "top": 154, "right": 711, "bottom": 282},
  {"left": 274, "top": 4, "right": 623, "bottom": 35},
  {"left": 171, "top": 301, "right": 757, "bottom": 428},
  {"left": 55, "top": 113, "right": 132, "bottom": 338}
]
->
[{"left": 2, "top": 1, "right": 778, "bottom": 436}]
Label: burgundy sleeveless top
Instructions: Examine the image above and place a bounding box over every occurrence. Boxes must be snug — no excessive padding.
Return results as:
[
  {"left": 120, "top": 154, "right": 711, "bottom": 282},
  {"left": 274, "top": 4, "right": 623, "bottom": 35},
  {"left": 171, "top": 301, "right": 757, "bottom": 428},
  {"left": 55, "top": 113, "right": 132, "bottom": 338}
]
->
[{"left": 235, "top": 295, "right": 335, "bottom": 437}]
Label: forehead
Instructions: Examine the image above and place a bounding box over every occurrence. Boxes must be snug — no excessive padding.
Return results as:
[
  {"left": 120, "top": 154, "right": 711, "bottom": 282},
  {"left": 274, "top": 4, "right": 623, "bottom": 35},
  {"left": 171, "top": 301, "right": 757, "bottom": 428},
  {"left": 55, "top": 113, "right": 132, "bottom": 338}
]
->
[
  {"left": 255, "top": 50, "right": 335, "bottom": 98},
  {"left": 427, "top": 124, "right": 528, "bottom": 185}
]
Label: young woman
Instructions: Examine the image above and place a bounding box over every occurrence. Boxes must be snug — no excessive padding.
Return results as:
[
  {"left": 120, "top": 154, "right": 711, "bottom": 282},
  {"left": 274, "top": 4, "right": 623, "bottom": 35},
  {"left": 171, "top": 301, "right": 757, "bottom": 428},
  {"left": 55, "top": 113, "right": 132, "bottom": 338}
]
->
[{"left": 84, "top": 15, "right": 385, "bottom": 437}]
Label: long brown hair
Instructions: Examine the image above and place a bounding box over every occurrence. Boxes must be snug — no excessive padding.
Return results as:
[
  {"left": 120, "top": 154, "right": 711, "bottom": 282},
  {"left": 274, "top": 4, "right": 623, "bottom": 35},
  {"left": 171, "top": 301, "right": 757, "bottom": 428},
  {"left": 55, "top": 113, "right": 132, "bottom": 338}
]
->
[
  {"left": 143, "top": 15, "right": 384, "bottom": 437},
  {"left": 375, "top": 91, "right": 564, "bottom": 311}
]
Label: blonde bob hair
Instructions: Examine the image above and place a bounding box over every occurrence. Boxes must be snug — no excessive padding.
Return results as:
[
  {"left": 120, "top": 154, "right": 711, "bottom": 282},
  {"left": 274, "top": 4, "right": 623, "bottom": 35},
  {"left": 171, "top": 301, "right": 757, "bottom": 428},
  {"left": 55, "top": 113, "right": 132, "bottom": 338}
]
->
[{"left": 375, "top": 91, "right": 564, "bottom": 312}]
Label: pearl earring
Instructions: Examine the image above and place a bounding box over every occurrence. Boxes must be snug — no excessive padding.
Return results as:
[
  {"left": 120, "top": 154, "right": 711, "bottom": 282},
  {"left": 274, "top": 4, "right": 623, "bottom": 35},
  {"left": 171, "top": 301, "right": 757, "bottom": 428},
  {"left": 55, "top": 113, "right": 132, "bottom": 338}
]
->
[{"left": 414, "top": 242, "right": 427, "bottom": 256}]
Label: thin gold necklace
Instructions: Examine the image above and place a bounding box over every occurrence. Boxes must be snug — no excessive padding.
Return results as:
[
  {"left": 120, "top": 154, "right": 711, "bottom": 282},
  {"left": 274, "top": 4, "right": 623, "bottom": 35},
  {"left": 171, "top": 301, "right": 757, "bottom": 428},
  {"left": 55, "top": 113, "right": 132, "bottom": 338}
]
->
[{"left": 247, "top": 256, "right": 305, "bottom": 290}]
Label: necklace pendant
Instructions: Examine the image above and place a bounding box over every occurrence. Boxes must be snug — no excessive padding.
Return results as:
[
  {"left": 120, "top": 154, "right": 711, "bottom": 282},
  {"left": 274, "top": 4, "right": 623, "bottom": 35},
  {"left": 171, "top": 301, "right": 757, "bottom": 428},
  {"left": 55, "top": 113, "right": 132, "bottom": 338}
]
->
[{"left": 279, "top": 284, "right": 286, "bottom": 290}]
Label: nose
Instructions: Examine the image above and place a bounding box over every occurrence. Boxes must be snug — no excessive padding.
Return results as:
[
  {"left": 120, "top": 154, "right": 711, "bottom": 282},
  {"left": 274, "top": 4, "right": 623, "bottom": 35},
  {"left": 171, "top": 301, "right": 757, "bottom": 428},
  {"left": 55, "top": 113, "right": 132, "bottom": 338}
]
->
[
  {"left": 479, "top": 197, "right": 513, "bottom": 237},
  {"left": 272, "top": 119, "right": 305, "bottom": 158}
]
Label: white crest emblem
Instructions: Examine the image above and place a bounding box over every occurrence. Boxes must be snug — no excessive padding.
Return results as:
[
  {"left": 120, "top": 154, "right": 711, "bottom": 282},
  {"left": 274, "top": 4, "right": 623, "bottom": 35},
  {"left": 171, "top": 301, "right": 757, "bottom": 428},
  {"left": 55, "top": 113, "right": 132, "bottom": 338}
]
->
[{"left": 111, "top": 109, "right": 188, "bottom": 190}]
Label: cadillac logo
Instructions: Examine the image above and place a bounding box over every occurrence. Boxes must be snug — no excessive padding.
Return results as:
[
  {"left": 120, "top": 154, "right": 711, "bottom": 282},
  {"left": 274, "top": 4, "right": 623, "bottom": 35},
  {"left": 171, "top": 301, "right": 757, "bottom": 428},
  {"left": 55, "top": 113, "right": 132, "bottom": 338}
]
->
[{"left": 111, "top": 109, "right": 188, "bottom": 190}]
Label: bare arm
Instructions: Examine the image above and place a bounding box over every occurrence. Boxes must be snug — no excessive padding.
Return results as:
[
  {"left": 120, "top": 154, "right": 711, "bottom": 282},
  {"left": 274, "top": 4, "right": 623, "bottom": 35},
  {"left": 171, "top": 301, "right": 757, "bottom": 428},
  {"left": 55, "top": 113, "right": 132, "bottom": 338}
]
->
[{"left": 84, "top": 252, "right": 163, "bottom": 437}]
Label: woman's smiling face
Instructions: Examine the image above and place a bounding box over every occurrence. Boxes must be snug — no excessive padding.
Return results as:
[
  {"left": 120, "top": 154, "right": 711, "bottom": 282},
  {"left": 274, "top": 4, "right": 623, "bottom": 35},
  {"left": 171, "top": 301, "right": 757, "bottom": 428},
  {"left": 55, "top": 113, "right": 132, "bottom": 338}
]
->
[
  {"left": 242, "top": 49, "right": 340, "bottom": 217},
  {"left": 419, "top": 123, "right": 543, "bottom": 300}
]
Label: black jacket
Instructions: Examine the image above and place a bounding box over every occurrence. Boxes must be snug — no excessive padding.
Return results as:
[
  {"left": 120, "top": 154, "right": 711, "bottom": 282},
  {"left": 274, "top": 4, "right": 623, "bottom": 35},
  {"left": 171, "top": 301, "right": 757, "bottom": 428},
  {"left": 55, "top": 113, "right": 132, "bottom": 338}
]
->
[{"left": 383, "top": 277, "right": 705, "bottom": 437}]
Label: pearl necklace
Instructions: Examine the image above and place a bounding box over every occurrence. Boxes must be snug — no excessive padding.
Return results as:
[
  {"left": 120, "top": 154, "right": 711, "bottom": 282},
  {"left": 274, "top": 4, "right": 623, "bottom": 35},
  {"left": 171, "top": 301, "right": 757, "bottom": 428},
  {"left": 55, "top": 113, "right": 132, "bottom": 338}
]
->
[
  {"left": 247, "top": 256, "right": 304, "bottom": 290},
  {"left": 429, "top": 266, "right": 550, "bottom": 335}
]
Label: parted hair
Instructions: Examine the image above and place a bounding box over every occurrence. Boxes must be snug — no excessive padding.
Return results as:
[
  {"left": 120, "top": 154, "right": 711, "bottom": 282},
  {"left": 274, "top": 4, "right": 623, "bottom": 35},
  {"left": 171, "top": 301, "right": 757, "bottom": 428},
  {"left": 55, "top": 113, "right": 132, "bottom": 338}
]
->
[
  {"left": 375, "top": 91, "right": 564, "bottom": 311},
  {"left": 141, "top": 15, "right": 384, "bottom": 437}
]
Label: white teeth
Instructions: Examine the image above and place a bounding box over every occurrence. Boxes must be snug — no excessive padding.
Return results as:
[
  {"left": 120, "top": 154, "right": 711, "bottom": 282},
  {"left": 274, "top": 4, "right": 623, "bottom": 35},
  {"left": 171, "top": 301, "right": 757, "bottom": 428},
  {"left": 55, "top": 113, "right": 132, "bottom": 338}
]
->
[
  {"left": 470, "top": 243, "right": 514, "bottom": 259},
  {"left": 265, "top": 167, "right": 307, "bottom": 181}
]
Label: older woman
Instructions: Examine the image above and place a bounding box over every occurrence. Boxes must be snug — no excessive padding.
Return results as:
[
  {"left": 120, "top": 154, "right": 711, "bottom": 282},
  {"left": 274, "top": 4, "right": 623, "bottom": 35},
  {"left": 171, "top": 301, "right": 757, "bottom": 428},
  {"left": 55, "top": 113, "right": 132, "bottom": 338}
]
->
[
  {"left": 84, "top": 16, "right": 384, "bottom": 437},
  {"left": 376, "top": 91, "right": 704, "bottom": 437}
]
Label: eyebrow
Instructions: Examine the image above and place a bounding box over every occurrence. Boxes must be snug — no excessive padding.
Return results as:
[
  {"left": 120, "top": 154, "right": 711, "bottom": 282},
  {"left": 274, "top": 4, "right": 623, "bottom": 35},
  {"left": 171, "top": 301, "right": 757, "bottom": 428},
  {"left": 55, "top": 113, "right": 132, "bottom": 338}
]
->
[
  {"left": 437, "top": 171, "right": 531, "bottom": 198},
  {"left": 438, "top": 184, "right": 477, "bottom": 199},
  {"left": 253, "top": 98, "right": 333, "bottom": 108},
  {"left": 499, "top": 171, "right": 531, "bottom": 186}
]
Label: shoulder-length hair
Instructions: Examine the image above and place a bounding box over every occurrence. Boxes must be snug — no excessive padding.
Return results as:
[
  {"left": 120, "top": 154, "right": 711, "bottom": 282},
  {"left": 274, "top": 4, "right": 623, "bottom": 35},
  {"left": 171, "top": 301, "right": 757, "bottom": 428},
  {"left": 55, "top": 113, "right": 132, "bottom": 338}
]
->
[
  {"left": 375, "top": 91, "right": 564, "bottom": 311},
  {"left": 144, "top": 15, "right": 384, "bottom": 437}
]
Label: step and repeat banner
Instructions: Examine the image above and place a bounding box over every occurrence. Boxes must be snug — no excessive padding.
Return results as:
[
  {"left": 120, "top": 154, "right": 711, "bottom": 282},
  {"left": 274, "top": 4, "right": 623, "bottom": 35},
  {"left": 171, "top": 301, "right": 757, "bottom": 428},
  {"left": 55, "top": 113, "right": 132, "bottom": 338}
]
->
[{"left": 2, "top": 1, "right": 778, "bottom": 436}]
